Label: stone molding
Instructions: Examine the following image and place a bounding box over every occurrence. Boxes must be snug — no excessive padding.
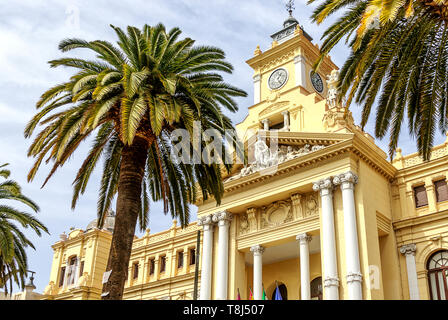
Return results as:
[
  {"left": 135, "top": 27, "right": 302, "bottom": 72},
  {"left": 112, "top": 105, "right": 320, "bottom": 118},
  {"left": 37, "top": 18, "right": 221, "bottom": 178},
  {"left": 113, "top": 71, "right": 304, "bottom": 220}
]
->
[
  {"left": 346, "top": 272, "right": 363, "bottom": 284},
  {"left": 324, "top": 276, "right": 340, "bottom": 288}
]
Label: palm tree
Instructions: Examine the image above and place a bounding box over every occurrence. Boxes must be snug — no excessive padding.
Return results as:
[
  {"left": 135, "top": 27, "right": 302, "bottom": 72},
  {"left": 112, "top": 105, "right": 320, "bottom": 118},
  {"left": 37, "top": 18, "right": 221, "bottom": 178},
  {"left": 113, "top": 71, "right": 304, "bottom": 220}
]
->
[
  {"left": 309, "top": 0, "right": 448, "bottom": 160},
  {"left": 0, "top": 163, "right": 48, "bottom": 294},
  {"left": 25, "top": 24, "right": 247, "bottom": 299}
]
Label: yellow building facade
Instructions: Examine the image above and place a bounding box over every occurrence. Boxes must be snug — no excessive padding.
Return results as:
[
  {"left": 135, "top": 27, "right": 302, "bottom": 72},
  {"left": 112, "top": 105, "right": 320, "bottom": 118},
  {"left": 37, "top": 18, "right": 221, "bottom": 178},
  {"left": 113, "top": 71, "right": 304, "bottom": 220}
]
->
[{"left": 43, "top": 13, "right": 448, "bottom": 301}]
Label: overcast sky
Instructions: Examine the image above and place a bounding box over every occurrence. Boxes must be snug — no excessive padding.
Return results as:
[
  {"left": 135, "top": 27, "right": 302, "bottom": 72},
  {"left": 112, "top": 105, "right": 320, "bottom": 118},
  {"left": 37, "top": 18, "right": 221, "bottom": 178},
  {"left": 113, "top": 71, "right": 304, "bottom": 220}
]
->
[{"left": 0, "top": 0, "right": 445, "bottom": 293}]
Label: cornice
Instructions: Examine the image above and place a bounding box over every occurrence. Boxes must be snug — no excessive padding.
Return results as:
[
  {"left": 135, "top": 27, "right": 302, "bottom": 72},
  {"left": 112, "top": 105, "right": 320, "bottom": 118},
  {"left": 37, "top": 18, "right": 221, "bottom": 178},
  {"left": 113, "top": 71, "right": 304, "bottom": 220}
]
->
[
  {"left": 246, "top": 34, "right": 338, "bottom": 74},
  {"left": 394, "top": 154, "right": 448, "bottom": 178},
  {"left": 51, "top": 229, "right": 112, "bottom": 250},
  {"left": 124, "top": 272, "right": 199, "bottom": 295},
  {"left": 393, "top": 209, "right": 448, "bottom": 230}
]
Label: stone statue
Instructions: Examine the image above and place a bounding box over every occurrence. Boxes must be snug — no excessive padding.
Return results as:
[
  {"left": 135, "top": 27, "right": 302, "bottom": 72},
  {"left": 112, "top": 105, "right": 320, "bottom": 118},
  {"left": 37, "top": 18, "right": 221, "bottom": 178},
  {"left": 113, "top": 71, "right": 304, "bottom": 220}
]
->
[
  {"left": 44, "top": 281, "right": 56, "bottom": 295},
  {"left": 326, "top": 69, "right": 340, "bottom": 108},
  {"left": 77, "top": 272, "right": 90, "bottom": 287},
  {"left": 254, "top": 137, "right": 270, "bottom": 168}
]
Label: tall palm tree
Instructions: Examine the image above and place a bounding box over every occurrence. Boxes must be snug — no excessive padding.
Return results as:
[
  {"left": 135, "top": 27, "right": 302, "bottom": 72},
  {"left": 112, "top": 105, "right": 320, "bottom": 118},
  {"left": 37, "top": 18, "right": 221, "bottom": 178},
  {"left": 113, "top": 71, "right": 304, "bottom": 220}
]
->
[
  {"left": 25, "top": 24, "right": 247, "bottom": 299},
  {"left": 309, "top": 0, "right": 448, "bottom": 159},
  {"left": 0, "top": 163, "right": 48, "bottom": 294}
]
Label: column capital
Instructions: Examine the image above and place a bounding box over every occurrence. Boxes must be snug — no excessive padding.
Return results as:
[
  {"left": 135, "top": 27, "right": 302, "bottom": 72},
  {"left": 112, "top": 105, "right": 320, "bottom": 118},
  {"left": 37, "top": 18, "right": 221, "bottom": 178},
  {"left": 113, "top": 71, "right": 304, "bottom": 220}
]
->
[
  {"left": 346, "top": 272, "right": 363, "bottom": 284},
  {"left": 324, "top": 276, "right": 340, "bottom": 288},
  {"left": 253, "top": 74, "right": 261, "bottom": 82},
  {"left": 333, "top": 171, "right": 358, "bottom": 189},
  {"left": 296, "top": 233, "right": 312, "bottom": 244},
  {"left": 294, "top": 55, "right": 305, "bottom": 64},
  {"left": 212, "top": 211, "right": 233, "bottom": 225},
  {"left": 281, "top": 110, "right": 289, "bottom": 116},
  {"left": 400, "top": 243, "right": 417, "bottom": 256},
  {"left": 197, "top": 215, "right": 215, "bottom": 231},
  {"left": 250, "top": 245, "right": 265, "bottom": 256},
  {"left": 312, "top": 178, "right": 333, "bottom": 196}
]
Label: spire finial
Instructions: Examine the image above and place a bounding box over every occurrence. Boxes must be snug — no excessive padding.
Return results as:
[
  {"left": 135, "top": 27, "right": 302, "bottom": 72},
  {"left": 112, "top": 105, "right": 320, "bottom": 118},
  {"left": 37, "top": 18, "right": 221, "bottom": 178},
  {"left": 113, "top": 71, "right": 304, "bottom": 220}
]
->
[{"left": 286, "top": 0, "right": 295, "bottom": 16}]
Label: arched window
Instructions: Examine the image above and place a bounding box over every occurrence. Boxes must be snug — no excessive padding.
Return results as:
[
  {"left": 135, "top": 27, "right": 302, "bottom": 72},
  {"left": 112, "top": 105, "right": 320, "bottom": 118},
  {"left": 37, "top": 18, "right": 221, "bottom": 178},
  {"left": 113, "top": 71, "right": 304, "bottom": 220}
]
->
[
  {"left": 271, "top": 283, "right": 288, "bottom": 300},
  {"left": 427, "top": 250, "right": 448, "bottom": 300},
  {"left": 310, "top": 277, "right": 323, "bottom": 300}
]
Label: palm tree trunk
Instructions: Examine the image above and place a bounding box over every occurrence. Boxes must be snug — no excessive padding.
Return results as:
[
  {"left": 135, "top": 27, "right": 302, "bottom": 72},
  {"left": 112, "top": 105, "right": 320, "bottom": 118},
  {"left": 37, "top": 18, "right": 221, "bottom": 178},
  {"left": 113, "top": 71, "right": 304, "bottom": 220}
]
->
[{"left": 101, "top": 136, "right": 149, "bottom": 300}]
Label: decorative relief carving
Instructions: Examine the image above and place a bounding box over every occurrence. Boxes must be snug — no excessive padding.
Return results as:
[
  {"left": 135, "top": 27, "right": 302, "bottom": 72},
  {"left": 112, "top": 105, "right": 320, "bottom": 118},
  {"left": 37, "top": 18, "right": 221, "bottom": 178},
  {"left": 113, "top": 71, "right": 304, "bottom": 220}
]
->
[
  {"left": 305, "top": 192, "right": 319, "bottom": 217},
  {"left": 260, "top": 50, "right": 295, "bottom": 73},
  {"left": 239, "top": 213, "right": 250, "bottom": 235},
  {"left": 225, "top": 143, "right": 326, "bottom": 183},
  {"left": 260, "top": 200, "right": 293, "bottom": 228},
  {"left": 291, "top": 193, "right": 303, "bottom": 219}
]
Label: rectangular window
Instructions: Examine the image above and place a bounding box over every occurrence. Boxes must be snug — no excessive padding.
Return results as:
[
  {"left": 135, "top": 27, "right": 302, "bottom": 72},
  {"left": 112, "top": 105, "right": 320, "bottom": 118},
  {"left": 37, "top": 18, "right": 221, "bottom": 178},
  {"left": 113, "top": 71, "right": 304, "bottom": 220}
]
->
[
  {"left": 178, "top": 251, "right": 184, "bottom": 269},
  {"left": 414, "top": 185, "right": 428, "bottom": 208},
  {"left": 160, "top": 256, "right": 166, "bottom": 273},
  {"left": 59, "top": 267, "right": 66, "bottom": 287},
  {"left": 189, "top": 248, "right": 196, "bottom": 265},
  {"left": 149, "top": 259, "right": 155, "bottom": 275},
  {"left": 79, "top": 261, "right": 84, "bottom": 277},
  {"left": 133, "top": 263, "right": 139, "bottom": 279},
  {"left": 434, "top": 179, "right": 448, "bottom": 202}
]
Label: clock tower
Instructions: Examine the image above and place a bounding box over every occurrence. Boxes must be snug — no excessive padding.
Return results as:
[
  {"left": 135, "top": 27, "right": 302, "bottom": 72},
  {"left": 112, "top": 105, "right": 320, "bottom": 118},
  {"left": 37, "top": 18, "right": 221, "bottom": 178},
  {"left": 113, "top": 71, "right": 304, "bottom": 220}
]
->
[{"left": 236, "top": 4, "right": 349, "bottom": 136}]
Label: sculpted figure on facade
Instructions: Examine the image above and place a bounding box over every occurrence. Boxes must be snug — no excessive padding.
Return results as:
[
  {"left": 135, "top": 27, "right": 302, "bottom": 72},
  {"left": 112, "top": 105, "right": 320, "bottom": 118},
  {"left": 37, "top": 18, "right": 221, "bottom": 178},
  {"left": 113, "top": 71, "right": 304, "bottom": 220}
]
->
[
  {"left": 326, "top": 69, "right": 339, "bottom": 108},
  {"left": 77, "top": 272, "right": 90, "bottom": 287},
  {"left": 43, "top": 281, "right": 57, "bottom": 295}
]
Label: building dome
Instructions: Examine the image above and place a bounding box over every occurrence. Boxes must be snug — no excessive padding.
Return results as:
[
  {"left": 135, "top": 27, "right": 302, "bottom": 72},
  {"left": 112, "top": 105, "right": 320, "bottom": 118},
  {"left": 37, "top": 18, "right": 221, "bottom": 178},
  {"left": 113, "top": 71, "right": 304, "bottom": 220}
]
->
[{"left": 86, "top": 210, "right": 115, "bottom": 233}]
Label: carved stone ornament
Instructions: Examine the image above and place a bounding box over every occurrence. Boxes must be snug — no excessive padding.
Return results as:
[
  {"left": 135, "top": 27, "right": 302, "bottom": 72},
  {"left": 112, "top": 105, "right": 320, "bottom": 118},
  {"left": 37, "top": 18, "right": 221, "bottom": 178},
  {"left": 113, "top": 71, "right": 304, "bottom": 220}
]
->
[
  {"left": 212, "top": 211, "right": 232, "bottom": 224},
  {"left": 333, "top": 171, "right": 358, "bottom": 189},
  {"left": 239, "top": 213, "right": 250, "bottom": 235},
  {"left": 77, "top": 272, "right": 90, "bottom": 287},
  {"left": 43, "top": 281, "right": 57, "bottom": 295},
  {"left": 197, "top": 214, "right": 215, "bottom": 230},
  {"left": 260, "top": 200, "right": 293, "bottom": 228},
  {"left": 324, "top": 276, "right": 340, "bottom": 288},
  {"left": 225, "top": 143, "right": 326, "bottom": 183},
  {"left": 326, "top": 69, "right": 340, "bottom": 108},
  {"left": 346, "top": 272, "right": 363, "bottom": 284},
  {"left": 305, "top": 193, "right": 319, "bottom": 216},
  {"left": 250, "top": 245, "right": 265, "bottom": 255},
  {"left": 400, "top": 243, "right": 417, "bottom": 256}
]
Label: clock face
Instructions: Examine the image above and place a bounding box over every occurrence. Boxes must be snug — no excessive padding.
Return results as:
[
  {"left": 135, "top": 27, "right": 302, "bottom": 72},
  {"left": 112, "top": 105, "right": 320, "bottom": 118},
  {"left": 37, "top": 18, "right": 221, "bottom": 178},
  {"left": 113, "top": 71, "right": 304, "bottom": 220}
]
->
[
  {"left": 310, "top": 71, "right": 324, "bottom": 93},
  {"left": 268, "top": 68, "right": 288, "bottom": 90}
]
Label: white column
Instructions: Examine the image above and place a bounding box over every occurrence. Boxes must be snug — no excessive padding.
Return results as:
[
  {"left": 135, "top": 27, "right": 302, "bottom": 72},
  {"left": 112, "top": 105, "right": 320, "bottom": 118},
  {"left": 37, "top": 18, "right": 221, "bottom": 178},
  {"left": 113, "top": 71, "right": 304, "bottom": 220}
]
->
[
  {"left": 294, "top": 55, "right": 307, "bottom": 88},
  {"left": 296, "top": 233, "right": 312, "bottom": 300},
  {"left": 213, "top": 211, "right": 232, "bottom": 300},
  {"left": 261, "top": 119, "right": 270, "bottom": 131},
  {"left": 313, "top": 178, "right": 339, "bottom": 300},
  {"left": 333, "top": 171, "right": 363, "bottom": 300},
  {"left": 281, "top": 110, "right": 290, "bottom": 131},
  {"left": 250, "top": 245, "right": 265, "bottom": 300},
  {"left": 198, "top": 215, "right": 215, "bottom": 300},
  {"left": 400, "top": 244, "right": 420, "bottom": 300},
  {"left": 253, "top": 74, "right": 261, "bottom": 104}
]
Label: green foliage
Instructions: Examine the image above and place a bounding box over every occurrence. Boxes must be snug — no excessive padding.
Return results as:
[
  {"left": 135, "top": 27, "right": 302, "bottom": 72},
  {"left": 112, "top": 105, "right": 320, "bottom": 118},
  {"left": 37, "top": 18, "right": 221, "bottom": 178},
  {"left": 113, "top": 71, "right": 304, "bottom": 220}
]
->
[
  {"left": 0, "top": 164, "right": 48, "bottom": 294},
  {"left": 310, "top": 1, "right": 448, "bottom": 160},
  {"left": 26, "top": 24, "right": 247, "bottom": 230}
]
